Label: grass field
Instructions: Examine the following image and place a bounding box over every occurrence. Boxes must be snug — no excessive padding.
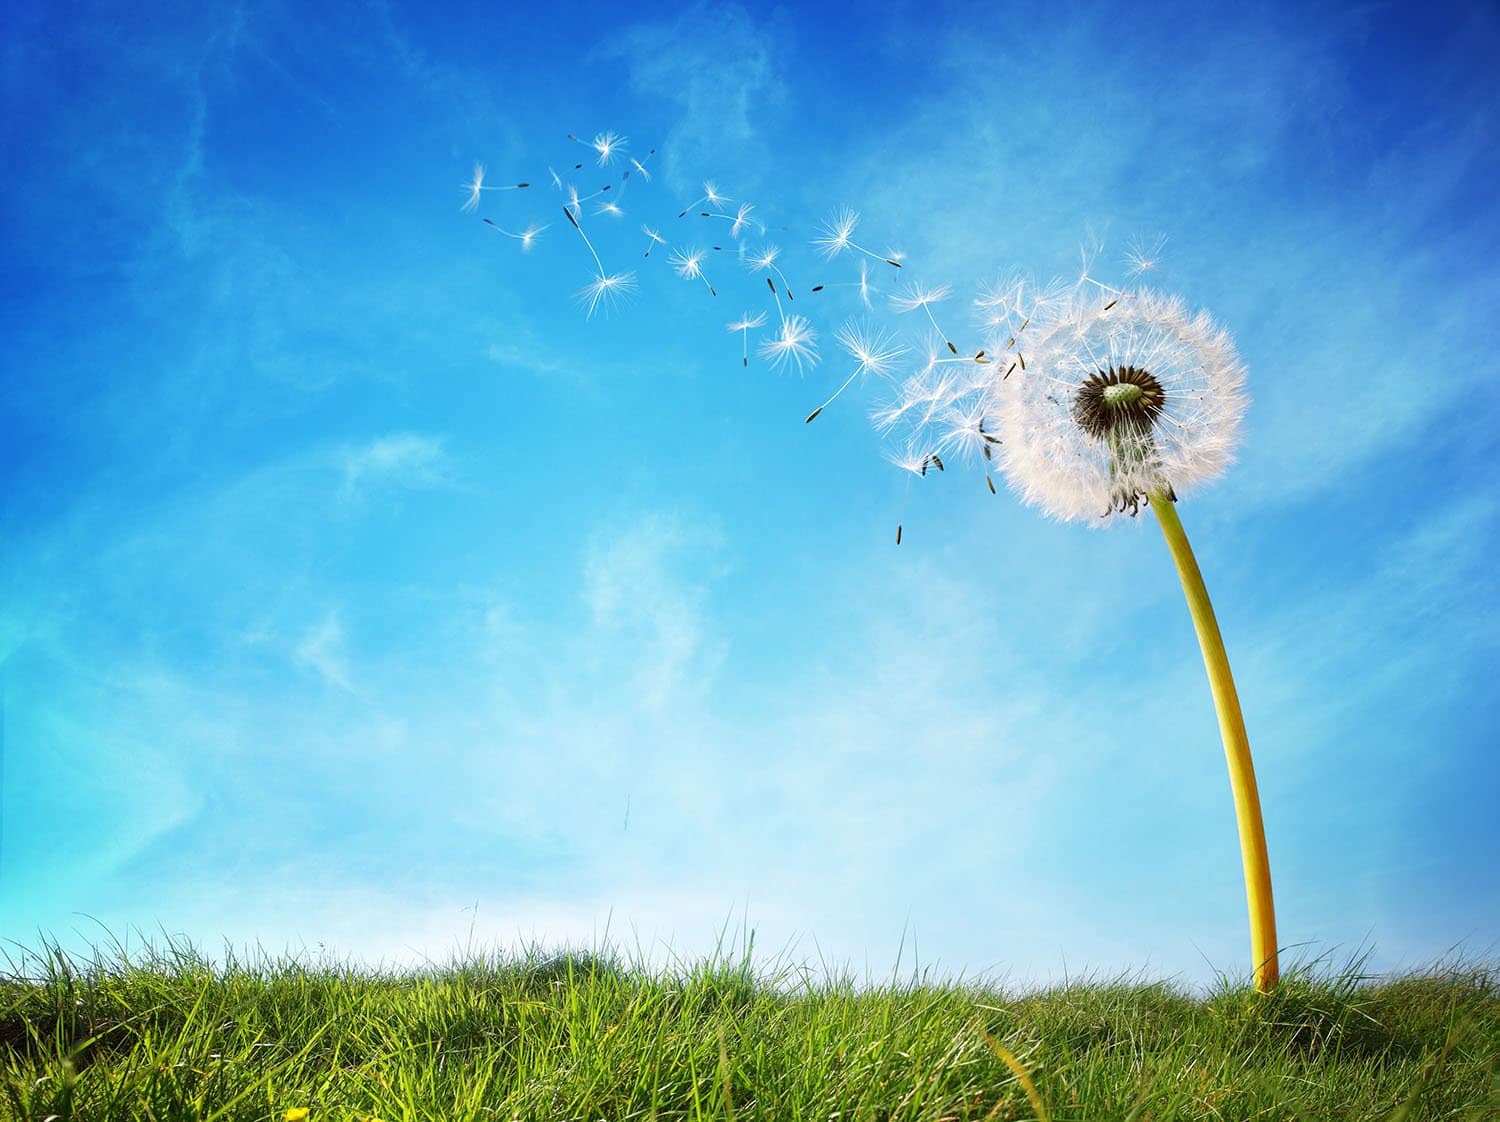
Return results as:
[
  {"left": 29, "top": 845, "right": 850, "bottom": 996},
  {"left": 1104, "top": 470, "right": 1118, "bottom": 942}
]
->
[{"left": 2, "top": 933, "right": 1495, "bottom": 1121}]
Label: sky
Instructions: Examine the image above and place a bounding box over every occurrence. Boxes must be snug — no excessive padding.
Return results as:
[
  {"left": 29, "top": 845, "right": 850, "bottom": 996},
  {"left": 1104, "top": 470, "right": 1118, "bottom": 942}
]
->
[{"left": 1, "top": 0, "right": 1497, "bottom": 993}]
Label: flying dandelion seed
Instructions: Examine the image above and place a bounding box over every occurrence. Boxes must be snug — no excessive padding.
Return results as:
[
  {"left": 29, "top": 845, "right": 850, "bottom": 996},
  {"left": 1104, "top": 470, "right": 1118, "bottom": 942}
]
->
[
  {"left": 744, "top": 244, "right": 796, "bottom": 301},
  {"left": 699, "top": 202, "right": 761, "bottom": 240},
  {"left": 678, "top": 180, "right": 731, "bottom": 218},
  {"left": 568, "top": 130, "right": 628, "bottom": 166},
  {"left": 641, "top": 225, "right": 667, "bottom": 257},
  {"left": 890, "top": 281, "right": 958, "bottom": 353},
  {"left": 1124, "top": 233, "right": 1168, "bottom": 277},
  {"left": 482, "top": 218, "right": 548, "bottom": 252},
  {"left": 669, "top": 246, "right": 717, "bottom": 296},
  {"left": 811, "top": 260, "right": 877, "bottom": 308},
  {"left": 460, "top": 163, "right": 530, "bottom": 213},
  {"left": 596, "top": 200, "right": 624, "bottom": 218},
  {"left": 726, "top": 311, "right": 767, "bottom": 367},
  {"left": 574, "top": 271, "right": 637, "bottom": 320},
  {"left": 812, "top": 206, "right": 904, "bottom": 268},
  {"left": 628, "top": 156, "right": 653, "bottom": 182},
  {"left": 804, "top": 320, "right": 907, "bottom": 422},
  {"left": 757, "top": 313, "right": 819, "bottom": 374}
]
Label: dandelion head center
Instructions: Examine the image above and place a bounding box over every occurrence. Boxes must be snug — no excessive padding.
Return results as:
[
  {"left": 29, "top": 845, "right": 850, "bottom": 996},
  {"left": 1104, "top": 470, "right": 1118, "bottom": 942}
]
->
[{"left": 1072, "top": 365, "right": 1166, "bottom": 440}]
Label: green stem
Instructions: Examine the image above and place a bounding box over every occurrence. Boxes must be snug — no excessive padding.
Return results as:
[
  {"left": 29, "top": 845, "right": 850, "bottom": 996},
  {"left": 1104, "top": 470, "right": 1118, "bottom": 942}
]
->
[{"left": 1149, "top": 490, "right": 1279, "bottom": 992}]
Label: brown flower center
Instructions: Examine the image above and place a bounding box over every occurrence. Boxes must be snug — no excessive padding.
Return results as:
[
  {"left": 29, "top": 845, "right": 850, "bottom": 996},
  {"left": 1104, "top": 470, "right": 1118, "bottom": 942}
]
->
[{"left": 1072, "top": 365, "right": 1166, "bottom": 440}]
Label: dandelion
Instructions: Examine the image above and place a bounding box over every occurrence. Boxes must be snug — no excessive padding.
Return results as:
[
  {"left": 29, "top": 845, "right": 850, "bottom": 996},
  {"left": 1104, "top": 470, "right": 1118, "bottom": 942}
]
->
[
  {"left": 890, "top": 281, "right": 958, "bottom": 354},
  {"left": 991, "top": 284, "right": 1277, "bottom": 992},
  {"left": 482, "top": 218, "right": 547, "bottom": 252},
  {"left": 678, "top": 180, "right": 731, "bottom": 218},
  {"left": 641, "top": 225, "right": 667, "bottom": 258},
  {"left": 460, "top": 163, "right": 529, "bottom": 213},
  {"left": 813, "top": 207, "right": 903, "bottom": 268},
  {"left": 757, "top": 313, "right": 819, "bottom": 375},
  {"left": 726, "top": 311, "right": 767, "bottom": 367},
  {"left": 574, "top": 271, "right": 637, "bottom": 319},
  {"left": 804, "top": 320, "right": 906, "bottom": 423},
  {"left": 743, "top": 244, "right": 796, "bottom": 303},
  {"left": 669, "top": 246, "right": 717, "bottom": 296}
]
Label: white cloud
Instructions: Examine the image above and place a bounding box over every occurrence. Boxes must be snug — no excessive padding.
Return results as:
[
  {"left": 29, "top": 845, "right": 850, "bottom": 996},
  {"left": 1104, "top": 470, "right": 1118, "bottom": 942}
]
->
[
  {"left": 338, "top": 433, "right": 448, "bottom": 499},
  {"left": 293, "top": 610, "right": 355, "bottom": 692}
]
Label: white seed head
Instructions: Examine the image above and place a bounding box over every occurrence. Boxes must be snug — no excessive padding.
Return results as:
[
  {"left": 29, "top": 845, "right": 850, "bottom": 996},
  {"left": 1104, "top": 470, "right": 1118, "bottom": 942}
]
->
[
  {"left": 669, "top": 246, "right": 707, "bottom": 280},
  {"left": 745, "top": 244, "right": 781, "bottom": 273},
  {"left": 994, "top": 289, "right": 1247, "bottom": 526},
  {"left": 461, "top": 163, "right": 485, "bottom": 213},
  {"left": 813, "top": 207, "right": 859, "bottom": 259},
  {"left": 592, "top": 131, "right": 627, "bottom": 166},
  {"left": 834, "top": 319, "right": 907, "bottom": 378},
  {"left": 730, "top": 203, "right": 757, "bottom": 239},
  {"left": 727, "top": 311, "right": 768, "bottom": 333},
  {"left": 757, "top": 314, "right": 820, "bottom": 374},
  {"left": 889, "top": 281, "right": 953, "bottom": 313},
  {"left": 574, "top": 271, "right": 637, "bottom": 320},
  {"left": 702, "top": 180, "right": 731, "bottom": 208}
]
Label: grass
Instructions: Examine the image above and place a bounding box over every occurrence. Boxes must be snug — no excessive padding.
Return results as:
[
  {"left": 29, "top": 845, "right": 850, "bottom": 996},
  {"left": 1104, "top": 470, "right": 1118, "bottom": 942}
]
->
[{"left": 1, "top": 931, "right": 1495, "bottom": 1121}]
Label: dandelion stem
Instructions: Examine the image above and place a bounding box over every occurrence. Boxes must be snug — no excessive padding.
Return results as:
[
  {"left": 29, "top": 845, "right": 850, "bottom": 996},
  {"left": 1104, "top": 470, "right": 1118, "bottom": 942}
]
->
[{"left": 1149, "top": 490, "right": 1279, "bottom": 993}]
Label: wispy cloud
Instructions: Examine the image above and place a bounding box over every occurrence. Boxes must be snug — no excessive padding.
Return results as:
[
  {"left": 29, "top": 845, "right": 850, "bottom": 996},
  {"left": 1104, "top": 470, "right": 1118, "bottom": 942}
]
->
[
  {"left": 338, "top": 433, "right": 448, "bottom": 499},
  {"left": 293, "top": 610, "right": 356, "bottom": 692},
  {"left": 605, "top": 2, "right": 782, "bottom": 190}
]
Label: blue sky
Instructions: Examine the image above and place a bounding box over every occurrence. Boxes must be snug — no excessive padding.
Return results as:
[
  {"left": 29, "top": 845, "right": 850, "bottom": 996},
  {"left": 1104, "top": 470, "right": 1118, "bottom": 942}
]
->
[{"left": 2, "top": 0, "right": 1497, "bottom": 990}]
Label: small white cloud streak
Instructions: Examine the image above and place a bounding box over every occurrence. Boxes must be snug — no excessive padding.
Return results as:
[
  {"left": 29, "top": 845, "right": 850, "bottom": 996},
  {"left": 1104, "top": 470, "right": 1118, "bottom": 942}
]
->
[{"left": 338, "top": 433, "right": 448, "bottom": 499}]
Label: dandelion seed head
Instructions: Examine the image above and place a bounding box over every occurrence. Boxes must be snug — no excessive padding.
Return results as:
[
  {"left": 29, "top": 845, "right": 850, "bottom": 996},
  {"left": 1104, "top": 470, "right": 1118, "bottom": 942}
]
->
[
  {"left": 669, "top": 246, "right": 707, "bottom": 280},
  {"left": 746, "top": 244, "right": 781, "bottom": 272},
  {"left": 727, "top": 311, "right": 768, "bottom": 333},
  {"left": 592, "top": 131, "right": 627, "bottom": 165},
  {"left": 835, "top": 320, "right": 907, "bottom": 378},
  {"left": 1124, "top": 234, "right": 1168, "bottom": 277},
  {"left": 730, "top": 203, "right": 757, "bottom": 239},
  {"left": 813, "top": 207, "right": 859, "bottom": 259},
  {"left": 703, "top": 180, "right": 730, "bottom": 208},
  {"left": 994, "top": 288, "right": 1247, "bottom": 526},
  {"left": 461, "top": 163, "right": 485, "bottom": 213},
  {"left": 757, "top": 314, "right": 820, "bottom": 375},
  {"left": 889, "top": 281, "right": 953, "bottom": 313}
]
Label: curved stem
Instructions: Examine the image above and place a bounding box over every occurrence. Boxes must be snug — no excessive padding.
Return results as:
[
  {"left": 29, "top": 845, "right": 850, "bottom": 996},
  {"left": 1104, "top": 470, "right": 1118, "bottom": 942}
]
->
[{"left": 1150, "top": 490, "right": 1279, "bottom": 992}]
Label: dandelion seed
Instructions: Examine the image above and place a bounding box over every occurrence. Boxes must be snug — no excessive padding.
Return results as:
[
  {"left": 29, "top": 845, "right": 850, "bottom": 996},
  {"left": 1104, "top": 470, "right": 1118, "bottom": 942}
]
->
[
  {"left": 628, "top": 157, "right": 652, "bottom": 182},
  {"left": 890, "top": 281, "right": 957, "bottom": 353},
  {"left": 727, "top": 311, "right": 768, "bottom": 367},
  {"left": 482, "top": 218, "right": 548, "bottom": 252},
  {"left": 1124, "top": 233, "right": 1168, "bottom": 277},
  {"left": 757, "top": 314, "right": 819, "bottom": 374},
  {"left": 669, "top": 246, "right": 717, "bottom": 296},
  {"left": 812, "top": 206, "right": 904, "bottom": 268},
  {"left": 641, "top": 225, "right": 667, "bottom": 258},
  {"left": 987, "top": 475, "right": 996, "bottom": 493},
  {"left": 595, "top": 200, "right": 624, "bottom": 218},
  {"left": 896, "top": 524, "right": 902, "bottom": 544},
  {"left": 549, "top": 167, "right": 563, "bottom": 190},
  {"left": 568, "top": 130, "right": 628, "bottom": 166},
  {"left": 745, "top": 244, "right": 796, "bottom": 301},
  {"left": 699, "top": 202, "right": 761, "bottom": 239},
  {"left": 811, "top": 260, "right": 876, "bottom": 309},
  {"left": 678, "top": 180, "right": 731, "bottom": 218},
  {"left": 574, "top": 271, "right": 637, "bottom": 320},
  {"left": 460, "top": 164, "right": 530, "bottom": 213},
  {"left": 804, "top": 320, "right": 907, "bottom": 422}
]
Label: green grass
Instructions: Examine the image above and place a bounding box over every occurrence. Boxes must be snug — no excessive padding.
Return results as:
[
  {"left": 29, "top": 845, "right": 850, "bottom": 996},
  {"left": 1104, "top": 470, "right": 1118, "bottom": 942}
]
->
[{"left": 2, "top": 932, "right": 1495, "bottom": 1121}]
